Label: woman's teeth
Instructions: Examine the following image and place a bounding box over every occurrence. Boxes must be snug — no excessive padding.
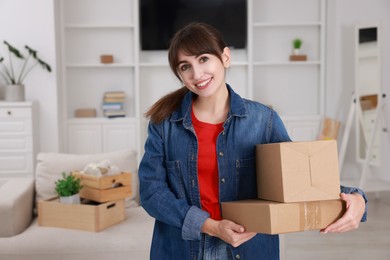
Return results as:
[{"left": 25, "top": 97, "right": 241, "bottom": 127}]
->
[{"left": 196, "top": 78, "right": 211, "bottom": 87}]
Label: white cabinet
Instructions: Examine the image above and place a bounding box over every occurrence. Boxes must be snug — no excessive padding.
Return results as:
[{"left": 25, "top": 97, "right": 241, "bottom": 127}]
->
[
  {"left": 67, "top": 118, "right": 138, "bottom": 154},
  {"left": 0, "top": 102, "right": 37, "bottom": 178},
  {"left": 57, "top": 0, "right": 326, "bottom": 156}
]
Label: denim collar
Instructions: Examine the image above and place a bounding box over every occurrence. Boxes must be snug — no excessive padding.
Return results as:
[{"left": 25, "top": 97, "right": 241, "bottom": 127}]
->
[{"left": 170, "top": 84, "right": 248, "bottom": 125}]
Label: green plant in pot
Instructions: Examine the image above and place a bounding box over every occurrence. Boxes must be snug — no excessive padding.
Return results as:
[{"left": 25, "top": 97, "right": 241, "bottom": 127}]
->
[
  {"left": 292, "top": 38, "right": 303, "bottom": 55},
  {"left": 0, "top": 41, "right": 51, "bottom": 101},
  {"left": 55, "top": 172, "right": 83, "bottom": 204}
]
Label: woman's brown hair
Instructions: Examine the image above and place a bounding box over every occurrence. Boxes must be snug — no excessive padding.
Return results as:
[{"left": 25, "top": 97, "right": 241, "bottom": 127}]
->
[{"left": 145, "top": 22, "right": 227, "bottom": 123}]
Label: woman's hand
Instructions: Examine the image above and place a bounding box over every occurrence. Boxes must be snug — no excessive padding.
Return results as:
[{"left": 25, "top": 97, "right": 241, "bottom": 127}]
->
[
  {"left": 201, "top": 218, "right": 257, "bottom": 247},
  {"left": 321, "top": 192, "right": 365, "bottom": 233}
]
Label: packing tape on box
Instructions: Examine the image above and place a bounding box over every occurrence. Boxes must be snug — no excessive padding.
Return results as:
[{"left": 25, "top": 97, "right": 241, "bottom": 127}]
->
[{"left": 300, "top": 202, "right": 321, "bottom": 230}]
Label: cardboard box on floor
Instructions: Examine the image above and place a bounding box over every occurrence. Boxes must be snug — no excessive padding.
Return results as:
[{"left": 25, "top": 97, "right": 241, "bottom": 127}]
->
[
  {"left": 256, "top": 140, "right": 340, "bottom": 202},
  {"left": 221, "top": 199, "right": 346, "bottom": 234}
]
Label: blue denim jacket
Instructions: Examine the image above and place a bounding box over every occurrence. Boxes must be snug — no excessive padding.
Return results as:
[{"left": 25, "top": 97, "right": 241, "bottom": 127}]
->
[{"left": 139, "top": 85, "right": 367, "bottom": 260}]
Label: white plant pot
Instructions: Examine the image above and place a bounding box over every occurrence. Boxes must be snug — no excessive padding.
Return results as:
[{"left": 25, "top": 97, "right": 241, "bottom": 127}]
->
[
  {"left": 59, "top": 193, "right": 81, "bottom": 204},
  {"left": 293, "top": 48, "right": 301, "bottom": 55},
  {"left": 5, "top": 84, "right": 25, "bottom": 101}
]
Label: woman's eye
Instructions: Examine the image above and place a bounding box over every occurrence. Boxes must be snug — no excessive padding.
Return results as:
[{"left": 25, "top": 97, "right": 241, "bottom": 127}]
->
[
  {"left": 180, "top": 64, "right": 190, "bottom": 71},
  {"left": 199, "top": 56, "right": 209, "bottom": 63}
]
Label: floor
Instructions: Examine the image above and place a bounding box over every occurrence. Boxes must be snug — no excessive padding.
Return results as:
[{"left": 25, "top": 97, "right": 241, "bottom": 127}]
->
[{"left": 283, "top": 191, "right": 390, "bottom": 260}]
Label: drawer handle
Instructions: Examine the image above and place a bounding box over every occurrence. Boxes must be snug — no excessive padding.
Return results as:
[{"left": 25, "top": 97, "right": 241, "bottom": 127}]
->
[{"left": 7, "top": 110, "right": 12, "bottom": 116}]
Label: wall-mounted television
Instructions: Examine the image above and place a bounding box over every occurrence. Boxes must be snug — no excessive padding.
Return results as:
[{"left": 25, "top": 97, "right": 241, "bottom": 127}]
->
[
  {"left": 140, "top": 0, "right": 247, "bottom": 50},
  {"left": 359, "top": 27, "right": 377, "bottom": 43}
]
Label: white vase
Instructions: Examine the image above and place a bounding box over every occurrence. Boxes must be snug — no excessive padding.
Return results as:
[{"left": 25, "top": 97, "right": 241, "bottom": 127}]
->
[
  {"left": 293, "top": 48, "right": 301, "bottom": 55},
  {"left": 59, "top": 193, "right": 81, "bottom": 204},
  {"left": 5, "top": 84, "right": 25, "bottom": 101}
]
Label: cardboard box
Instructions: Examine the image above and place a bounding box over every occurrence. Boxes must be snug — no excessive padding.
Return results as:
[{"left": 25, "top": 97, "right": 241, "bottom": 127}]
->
[
  {"left": 256, "top": 140, "right": 340, "bottom": 202},
  {"left": 100, "top": 55, "right": 114, "bottom": 64},
  {"left": 74, "top": 108, "right": 97, "bottom": 118},
  {"left": 38, "top": 198, "right": 125, "bottom": 232},
  {"left": 73, "top": 172, "right": 132, "bottom": 202},
  {"left": 221, "top": 199, "right": 346, "bottom": 234}
]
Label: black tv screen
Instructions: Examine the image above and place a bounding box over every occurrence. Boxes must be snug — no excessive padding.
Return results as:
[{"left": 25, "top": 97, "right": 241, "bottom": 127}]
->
[
  {"left": 359, "top": 27, "right": 377, "bottom": 43},
  {"left": 140, "top": 0, "right": 247, "bottom": 50}
]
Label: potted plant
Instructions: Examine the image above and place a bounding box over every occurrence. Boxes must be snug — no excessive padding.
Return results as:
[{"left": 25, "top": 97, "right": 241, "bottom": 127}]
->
[
  {"left": 292, "top": 38, "right": 302, "bottom": 55},
  {"left": 0, "top": 41, "right": 51, "bottom": 101},
  {"left": 55, "top": 172, "right": 83, "bottom": 204}
]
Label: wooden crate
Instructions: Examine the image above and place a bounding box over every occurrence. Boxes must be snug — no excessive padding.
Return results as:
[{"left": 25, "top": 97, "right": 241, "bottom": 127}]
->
[
  {"left": 72, "top": 171, "right": 131, "bottom": 189},
  {"left": 80, "top": 185, "right": 132, "bottom": 203},
  {"left": 72, "top": 171, "right": 132, "bottom": 202},
  {"left": 38, "top": 198, "right": 125, "bottom": 232}
]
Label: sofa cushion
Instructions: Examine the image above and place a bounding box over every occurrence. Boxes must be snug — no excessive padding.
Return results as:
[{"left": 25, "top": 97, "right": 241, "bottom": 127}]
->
[
  {"left": 35, "top": 150, "right": 139, "bottom": 207},
  {"left": 0, "top": 178, "right": 34, "bottom": 237}
]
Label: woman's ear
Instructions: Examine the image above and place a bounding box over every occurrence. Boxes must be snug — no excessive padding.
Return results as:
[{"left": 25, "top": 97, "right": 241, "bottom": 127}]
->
[{"left": 222, "top": 47, "right": 231, "bottom": 68}]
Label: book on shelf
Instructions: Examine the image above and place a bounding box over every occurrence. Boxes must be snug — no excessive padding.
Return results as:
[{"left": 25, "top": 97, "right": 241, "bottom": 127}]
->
[
  {"left": 103, "top": 91, "right": 126, "bottom": 103},
  {"left": 103, "top": 97, "right": 126, "bottom": 103},
  {"left": 104, "top": 91, "right": 126, "bottom": 99},
  {"left": 102, "top": 91, "right": 126, "bottom": 118},
  {"left": 103, "top": 110, "right": 126, "bottom": 118},
  {"left": 102, "top": 102, "right": 123, "bottom": 110}
]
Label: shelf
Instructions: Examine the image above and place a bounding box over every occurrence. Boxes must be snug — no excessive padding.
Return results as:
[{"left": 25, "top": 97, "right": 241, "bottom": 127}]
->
[
  {"left": 66, "top": 63, "right": 135, "bottom": 68},
  {"left": 253, "top": 22, "right": 321, "bottom": 27},
  {"left": 65, "top": 24, "right": 135, "bottom": 29},
  {"left": 253, "top": 61, "right": 321, "bottom": 66},
  {"left": 67, "top": 117, "right": 137, "bottom": 124},
  {"left": 139, "top": 62, "right": 249, "bottom": 68},
  {"left": 139, "top": 62, "right": 169, "bottom": 67}
]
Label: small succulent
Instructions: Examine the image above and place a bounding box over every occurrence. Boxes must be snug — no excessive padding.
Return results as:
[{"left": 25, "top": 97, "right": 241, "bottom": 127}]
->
[
  {"left": 293, "top": 38, "right": 302, "bottom": 49},
  {"left": 55, "top": 172, "right": 83, "bottom": 197}
]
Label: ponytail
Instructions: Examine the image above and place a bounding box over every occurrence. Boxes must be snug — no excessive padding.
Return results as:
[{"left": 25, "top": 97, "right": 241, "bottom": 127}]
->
[{"left": 145, "top": 87, "right": 189, "bottom": 124}]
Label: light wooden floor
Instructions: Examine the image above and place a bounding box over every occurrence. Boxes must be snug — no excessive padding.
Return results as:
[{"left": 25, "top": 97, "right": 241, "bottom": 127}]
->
[{"left": 284, "top": 191, "right": 390, "bottom": 260}]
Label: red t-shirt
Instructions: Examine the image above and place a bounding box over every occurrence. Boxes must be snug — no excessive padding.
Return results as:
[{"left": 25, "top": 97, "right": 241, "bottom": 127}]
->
[{"left": 191, "top": 109, "right": 223, "bottom": 220}]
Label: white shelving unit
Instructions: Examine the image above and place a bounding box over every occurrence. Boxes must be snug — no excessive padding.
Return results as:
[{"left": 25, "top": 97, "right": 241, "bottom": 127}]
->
[
  {"left": 56, "top": 0, "right": 326, "bottom": 157},
  {"left": 57, "top": 0, "right": 140, "bottom": 154},
  {"left": 247, "top": 0, "right": 326, "bottom": 140}
]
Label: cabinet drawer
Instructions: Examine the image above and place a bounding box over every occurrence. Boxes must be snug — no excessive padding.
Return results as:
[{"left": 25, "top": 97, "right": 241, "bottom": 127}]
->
[
  {"left": 0, "top": 136, "right": 32, "bottom": 151},
  {"left": 0, "top": 121, "right": 32, "bottom": 134},
  {"left": 0, "top": 108, "right": 31, "bottom": 119},
  {"left": 0, "top": 153, "right": 33, "bottom": 173}
]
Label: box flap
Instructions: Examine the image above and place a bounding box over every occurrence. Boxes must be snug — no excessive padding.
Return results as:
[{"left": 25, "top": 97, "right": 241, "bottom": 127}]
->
[{"left": 281, "top": 141, "right": 340, "bottom": 202}]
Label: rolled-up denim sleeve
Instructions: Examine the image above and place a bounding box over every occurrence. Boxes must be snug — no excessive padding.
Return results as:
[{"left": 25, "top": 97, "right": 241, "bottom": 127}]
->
[
  {"left": 340, "top": 185, "right": 368, "bottom": 222},
  {"left": 182, "top": 206, "right": 210, "bottom": 240}
]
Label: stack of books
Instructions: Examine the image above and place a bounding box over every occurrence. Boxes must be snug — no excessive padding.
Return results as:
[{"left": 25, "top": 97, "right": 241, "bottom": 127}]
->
[{"left": 102, "top": 91, "right": 126, "bottom": 118}]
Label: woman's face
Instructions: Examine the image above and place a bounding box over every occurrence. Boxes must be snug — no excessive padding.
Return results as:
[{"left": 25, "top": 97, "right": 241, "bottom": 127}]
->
[{"left": 176, "top": 47, "right": 230, "bottom": 99}]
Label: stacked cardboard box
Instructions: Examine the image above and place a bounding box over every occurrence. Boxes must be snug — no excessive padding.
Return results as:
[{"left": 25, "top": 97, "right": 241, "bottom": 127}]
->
[
  {"left": 38, "top": 172, "right": 132, "bottom": 232},
  {"left": 222, "top": 140, "right": 346, "bottom": 234}
]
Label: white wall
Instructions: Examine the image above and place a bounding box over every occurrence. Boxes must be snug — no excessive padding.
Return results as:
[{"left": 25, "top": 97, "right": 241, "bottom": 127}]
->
[
  {"left": 326, "top": 0, "right": 390, "bottom": 181},
  {"left": 0, "top": 0, "right": 60, "bottom": 152}
]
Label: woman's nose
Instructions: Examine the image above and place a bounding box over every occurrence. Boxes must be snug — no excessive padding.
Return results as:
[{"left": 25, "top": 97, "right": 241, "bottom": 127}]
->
[{"left": 192, "top": 64, "right": 202, "bottom": 80}]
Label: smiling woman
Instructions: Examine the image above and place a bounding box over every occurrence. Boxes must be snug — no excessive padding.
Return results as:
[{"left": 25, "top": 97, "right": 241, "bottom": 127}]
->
[{"left": 138, "top": 22, "right": 367, "bottom": 260}]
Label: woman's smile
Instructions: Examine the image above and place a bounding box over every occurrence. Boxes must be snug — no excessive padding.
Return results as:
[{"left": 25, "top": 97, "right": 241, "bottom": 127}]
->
[{"left": 195, "top": 78, "right": 212, "bottom": 89}]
